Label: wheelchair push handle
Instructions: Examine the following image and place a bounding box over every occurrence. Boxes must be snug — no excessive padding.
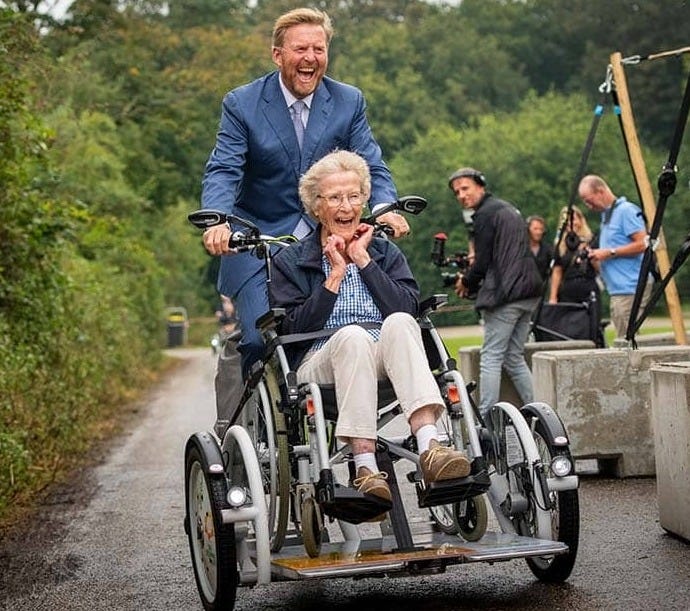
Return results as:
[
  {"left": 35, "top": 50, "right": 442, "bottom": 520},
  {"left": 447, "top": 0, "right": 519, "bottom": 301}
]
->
[
  {"left": 187, "top": 209, "right": 296, "bottom": 251},
  {"left": 361, "top": 195, "right": 427, "bottom": 236},
  {"left": 189, "top": 195, "right": 426, "bottom": 245}
]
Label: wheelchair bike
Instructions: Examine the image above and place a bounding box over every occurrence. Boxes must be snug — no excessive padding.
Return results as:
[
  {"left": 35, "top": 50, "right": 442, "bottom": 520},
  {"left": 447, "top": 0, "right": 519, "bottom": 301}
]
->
[{"left": 183, "top": 198, "right": 580, "bottom": 611}]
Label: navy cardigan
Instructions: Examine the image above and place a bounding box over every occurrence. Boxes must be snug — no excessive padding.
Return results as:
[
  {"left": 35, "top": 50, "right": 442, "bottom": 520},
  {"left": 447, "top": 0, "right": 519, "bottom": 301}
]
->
[{"left": 269, "top": 227, "right": 420, "bottom": 368}]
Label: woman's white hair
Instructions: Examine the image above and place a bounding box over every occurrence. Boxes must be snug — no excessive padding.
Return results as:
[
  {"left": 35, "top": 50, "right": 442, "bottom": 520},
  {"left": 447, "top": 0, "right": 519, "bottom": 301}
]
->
[{"left": 299, "top": 150, "right": 371, "bottom": 218}]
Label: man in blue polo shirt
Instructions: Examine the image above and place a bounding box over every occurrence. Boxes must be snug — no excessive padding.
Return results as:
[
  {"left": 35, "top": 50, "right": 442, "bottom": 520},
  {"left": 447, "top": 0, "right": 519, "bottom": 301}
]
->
[{"left": 578, "top": 174, "right": 653, "bottom": 337}]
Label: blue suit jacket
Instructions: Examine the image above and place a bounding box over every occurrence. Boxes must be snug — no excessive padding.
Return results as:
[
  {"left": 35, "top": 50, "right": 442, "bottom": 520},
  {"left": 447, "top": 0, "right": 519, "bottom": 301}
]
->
[{"left": 202, "top": 71, "right": 398, "bottom": 298}]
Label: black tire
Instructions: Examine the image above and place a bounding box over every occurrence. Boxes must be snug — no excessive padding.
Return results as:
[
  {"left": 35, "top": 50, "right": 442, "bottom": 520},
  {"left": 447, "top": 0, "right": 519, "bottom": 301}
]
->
[
  {"left": 185, "top": 442, "right": 238, "bottom": 611},
  {"left": 456, "top": 496, "right": 489, "bottom": 542},
  {"left": 521, "top": 406, "right": 580, "bottom": 582},
  {"left": 301, "top": 496, "right": 323, "bottom": 558},
  {"left": 430, "top": 496, "right": 488, "bottom": 541}
]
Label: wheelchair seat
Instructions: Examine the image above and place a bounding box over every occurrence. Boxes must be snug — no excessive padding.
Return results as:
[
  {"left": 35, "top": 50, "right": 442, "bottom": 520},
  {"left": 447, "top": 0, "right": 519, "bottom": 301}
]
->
[{"left": 316, "top": 379, "right": 399, "bottom": 421}]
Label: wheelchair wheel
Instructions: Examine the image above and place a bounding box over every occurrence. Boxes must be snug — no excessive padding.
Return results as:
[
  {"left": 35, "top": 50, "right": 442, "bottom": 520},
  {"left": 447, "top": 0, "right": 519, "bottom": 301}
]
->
[
  {"left": 456, "top": 495, "right": 488, "bottom": 542},
  {"left": 301, "top": 496, "right": 324, "bottom": 558},
  {"left": 184, "top": 438, "right": 238, "bottom": 611},
  {"left": 429, "top": 503, "right": 459, "bottom": 534},
  {"left": 430, "top": 496, "right": 488, "bottom": 541},
  {"left": 521, "top": 403, "right": 580, "bottom": 582},
  {"left": 244, "top": 366, "right": 290, "bottom": 552}
]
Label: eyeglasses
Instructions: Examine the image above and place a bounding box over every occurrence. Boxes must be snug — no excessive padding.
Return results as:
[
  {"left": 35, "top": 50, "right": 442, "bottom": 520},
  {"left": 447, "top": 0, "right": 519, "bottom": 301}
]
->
[{"left": 317, "top": 192, "right": 364, "bottom": 208}]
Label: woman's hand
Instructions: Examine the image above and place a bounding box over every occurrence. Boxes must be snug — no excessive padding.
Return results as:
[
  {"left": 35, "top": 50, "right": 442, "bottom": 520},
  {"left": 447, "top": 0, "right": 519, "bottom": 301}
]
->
[
  {"left": 347, "top": 223, "right": 373, "bottom": 268},
  {"left": 323, "top": 234, "right": 347, "bottom": 293}
]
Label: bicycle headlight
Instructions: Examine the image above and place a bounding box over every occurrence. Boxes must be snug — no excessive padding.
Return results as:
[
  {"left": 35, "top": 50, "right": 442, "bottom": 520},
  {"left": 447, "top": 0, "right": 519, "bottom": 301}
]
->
[
  {"left": 227, "top": 486, "right": 248, "bottom": 508},
  {"left": 551, "top": 455, "right": 572, "bottom": 477}
]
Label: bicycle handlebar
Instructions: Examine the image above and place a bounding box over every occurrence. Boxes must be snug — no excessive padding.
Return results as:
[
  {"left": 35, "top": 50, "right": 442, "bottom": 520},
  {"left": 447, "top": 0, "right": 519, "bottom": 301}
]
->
[{"left": 188, "top": 194, "right": 427, "bottom": 249}]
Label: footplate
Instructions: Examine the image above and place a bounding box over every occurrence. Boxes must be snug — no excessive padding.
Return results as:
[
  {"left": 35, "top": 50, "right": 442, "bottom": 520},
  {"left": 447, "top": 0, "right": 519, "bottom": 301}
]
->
[
  {"left": 270, "top": 531, "right": 568, "bottom": 580},
  {"left": 321, "top": 484, "right": 393, "bottom": 524},
  {"left": 416, "top": 470, "right": 491, "bottom": 508}
]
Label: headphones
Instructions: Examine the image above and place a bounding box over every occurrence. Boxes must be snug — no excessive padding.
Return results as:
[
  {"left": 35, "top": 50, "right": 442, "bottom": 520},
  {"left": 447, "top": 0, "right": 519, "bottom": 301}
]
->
[{"left": 448, "top": 167, "right": 487, "bottom": 189}]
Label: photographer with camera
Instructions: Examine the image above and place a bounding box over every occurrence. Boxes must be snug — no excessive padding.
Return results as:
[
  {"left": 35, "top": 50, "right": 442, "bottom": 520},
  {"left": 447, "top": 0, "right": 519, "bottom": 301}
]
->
[
  {"left": 548, "top": 205, "right": 601, "bottom": 307},
  {"left": 448, "top": 168, "right": 542, "bottom": 419}
]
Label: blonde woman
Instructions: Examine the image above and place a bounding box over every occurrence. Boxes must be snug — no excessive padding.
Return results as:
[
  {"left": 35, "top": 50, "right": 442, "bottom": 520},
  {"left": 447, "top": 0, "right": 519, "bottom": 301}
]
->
[{"left": 548, "top": 206, "right": 600, "bottom": 305}]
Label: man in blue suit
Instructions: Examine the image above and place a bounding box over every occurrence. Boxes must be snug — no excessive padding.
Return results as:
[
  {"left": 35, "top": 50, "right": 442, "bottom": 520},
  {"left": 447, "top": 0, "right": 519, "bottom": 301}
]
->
[{"left": 201, "top": 7, "right": 406, "bottom": 422}]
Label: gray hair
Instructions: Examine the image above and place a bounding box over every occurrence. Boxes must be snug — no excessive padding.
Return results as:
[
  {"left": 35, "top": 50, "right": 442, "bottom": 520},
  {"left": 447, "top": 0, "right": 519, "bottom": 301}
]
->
[
  {"left": 299, "top": 150, "right": 371, "bottom": 218},
  {"left": 579, "top": 174, "right": 609, "bottom": 193}
]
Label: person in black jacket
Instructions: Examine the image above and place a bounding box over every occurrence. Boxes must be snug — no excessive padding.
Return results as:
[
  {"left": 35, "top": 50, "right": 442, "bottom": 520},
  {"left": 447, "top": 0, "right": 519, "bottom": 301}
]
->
[{"left": 449, "top": 168, "right": 542, "bottom": 418}]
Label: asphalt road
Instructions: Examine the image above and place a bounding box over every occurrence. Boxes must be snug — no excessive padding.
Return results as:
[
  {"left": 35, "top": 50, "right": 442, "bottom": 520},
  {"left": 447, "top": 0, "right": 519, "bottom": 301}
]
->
[{"left": 1, "top": 348, "right": 689, "bottom": 611}]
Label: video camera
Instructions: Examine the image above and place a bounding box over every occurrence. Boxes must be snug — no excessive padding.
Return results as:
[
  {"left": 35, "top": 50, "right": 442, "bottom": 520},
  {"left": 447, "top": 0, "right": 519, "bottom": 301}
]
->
[
  {"left": 431, "top": 232, "right": 474, "bottom": 292},
  {"left": 564, "top": 231, "right": 591, "bottom": 267}
]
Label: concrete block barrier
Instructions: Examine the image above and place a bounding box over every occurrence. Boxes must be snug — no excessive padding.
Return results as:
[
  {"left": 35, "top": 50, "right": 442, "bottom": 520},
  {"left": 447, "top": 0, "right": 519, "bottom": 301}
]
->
[
  {"left": 533, "top": 346, "right": 690, "bottom": 477},
  {"left": 458, "top": 340, "right": 595, "bottom": 406},
  {"left": 650, "top": 361, "right": 690, "bottom": 542}
]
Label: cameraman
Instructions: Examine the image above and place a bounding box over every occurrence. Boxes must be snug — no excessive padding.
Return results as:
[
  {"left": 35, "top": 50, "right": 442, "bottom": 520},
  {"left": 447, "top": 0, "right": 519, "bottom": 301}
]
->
[{"left": 449, "top": 168, "right": 542, "bottom": 419}]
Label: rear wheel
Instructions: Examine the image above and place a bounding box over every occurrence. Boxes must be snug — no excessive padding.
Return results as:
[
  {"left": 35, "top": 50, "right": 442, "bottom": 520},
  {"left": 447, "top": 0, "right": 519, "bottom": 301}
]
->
[
  {"left": 185, "top": 441, "right": 237, "bottom": 611},
  {"left": 521, "top": 404, "right": 580, "bottom": 582}
]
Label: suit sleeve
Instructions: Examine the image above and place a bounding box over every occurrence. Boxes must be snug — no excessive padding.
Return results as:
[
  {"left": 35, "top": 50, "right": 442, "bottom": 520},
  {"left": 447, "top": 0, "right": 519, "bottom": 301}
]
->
[
  {"left": 348, "top": 92, "right": 398, "bottom": 206},
  {"left": 201, "top": 92, "right": 248, "bottom": 214}
]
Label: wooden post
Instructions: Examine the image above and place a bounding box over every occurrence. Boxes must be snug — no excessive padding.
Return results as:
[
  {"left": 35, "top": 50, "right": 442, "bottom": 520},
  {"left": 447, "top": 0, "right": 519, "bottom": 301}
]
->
[{"left": 609, "top": 51, "right": 686, "bottom": 345}]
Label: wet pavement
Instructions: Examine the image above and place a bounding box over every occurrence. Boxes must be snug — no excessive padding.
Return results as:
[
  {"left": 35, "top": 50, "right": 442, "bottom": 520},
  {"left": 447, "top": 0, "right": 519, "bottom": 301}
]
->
[{"left": 1, "top": 348, "right": 688, "bottom": 610}]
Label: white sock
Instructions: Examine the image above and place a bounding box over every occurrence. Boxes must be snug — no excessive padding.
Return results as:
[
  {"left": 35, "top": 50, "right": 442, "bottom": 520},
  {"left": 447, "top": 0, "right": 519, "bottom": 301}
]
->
[
  {"left": 415, "top": 424, "right": 438, "bottom": 454},
  {"left": 353, "top": 452, "right": 379, "bottom": 474}
]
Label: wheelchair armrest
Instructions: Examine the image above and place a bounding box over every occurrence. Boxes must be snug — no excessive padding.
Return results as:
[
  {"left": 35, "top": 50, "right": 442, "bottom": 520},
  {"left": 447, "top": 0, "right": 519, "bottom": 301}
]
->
[
  {"left": 256, "top": 308, "right": 285, "bottom": 332},
  {"left": 420, "top": 294, "right": 449, "bottom": 317}
]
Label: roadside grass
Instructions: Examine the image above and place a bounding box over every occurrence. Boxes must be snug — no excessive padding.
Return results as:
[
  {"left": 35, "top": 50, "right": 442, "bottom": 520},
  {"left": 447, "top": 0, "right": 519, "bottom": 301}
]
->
[
  {"left": 441, "top": 324, "right": 677, "bottom": 357},
  {"left": 187, "top": 318, "right": 679, "bottom": 355}
]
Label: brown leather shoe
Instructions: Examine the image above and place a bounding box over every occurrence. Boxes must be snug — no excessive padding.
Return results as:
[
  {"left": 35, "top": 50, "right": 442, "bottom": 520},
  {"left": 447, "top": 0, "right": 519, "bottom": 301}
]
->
[
  {"left": 352, "top": 467, "right": 392, "bottom": 502},
  {"left": 420, "top": 439, "right": 471, "bottom": 484}
]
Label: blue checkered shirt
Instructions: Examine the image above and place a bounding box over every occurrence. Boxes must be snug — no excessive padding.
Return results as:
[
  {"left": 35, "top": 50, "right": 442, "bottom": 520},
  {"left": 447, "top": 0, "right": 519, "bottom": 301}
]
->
[{"left": 309, "top": 257, "right": 383, "bottom": 353}]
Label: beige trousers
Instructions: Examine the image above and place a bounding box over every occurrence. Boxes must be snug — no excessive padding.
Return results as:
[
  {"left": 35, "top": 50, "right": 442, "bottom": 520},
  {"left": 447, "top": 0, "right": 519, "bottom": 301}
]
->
[
  {"left": 610, "top": 281, "right": 653, "bottom": 338},
  {"left": 296, "top": 312, "right": 443, "bottom": 441}
]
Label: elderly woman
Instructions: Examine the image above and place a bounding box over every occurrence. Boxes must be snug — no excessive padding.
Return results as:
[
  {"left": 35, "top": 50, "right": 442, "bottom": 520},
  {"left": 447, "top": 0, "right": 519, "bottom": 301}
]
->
[{"left": 270, "top": 150, "right": 470, "bottom": 510}]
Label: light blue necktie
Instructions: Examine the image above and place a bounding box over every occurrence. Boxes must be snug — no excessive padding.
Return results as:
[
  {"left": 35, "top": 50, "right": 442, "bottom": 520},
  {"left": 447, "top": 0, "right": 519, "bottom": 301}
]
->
[{"left": 291, "top": 100, "right": 306, "bottom": 149}]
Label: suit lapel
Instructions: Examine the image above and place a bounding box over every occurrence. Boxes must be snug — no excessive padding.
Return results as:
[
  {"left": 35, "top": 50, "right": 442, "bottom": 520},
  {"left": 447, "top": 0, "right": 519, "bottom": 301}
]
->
[{"left": 261, "top": 73, "right": 302, "bottom": 178}]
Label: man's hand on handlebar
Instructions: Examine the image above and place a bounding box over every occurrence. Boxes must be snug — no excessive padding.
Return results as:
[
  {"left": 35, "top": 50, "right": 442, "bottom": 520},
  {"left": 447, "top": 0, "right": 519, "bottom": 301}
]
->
[
  {"left": 376, "top": 211, "right": 410, "bottom": 238},
  {"left": 203, "top": 224, "right": 237, "bottom": 256},
  {"left": 454, "top": 274, "right": 470, "bottom": 299}
]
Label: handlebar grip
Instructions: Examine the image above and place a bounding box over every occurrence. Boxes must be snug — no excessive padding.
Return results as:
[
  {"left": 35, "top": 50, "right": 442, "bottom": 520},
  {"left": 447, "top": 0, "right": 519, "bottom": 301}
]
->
[{"left": 377, "top": 224, "right": 395, "bottom": 237}]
